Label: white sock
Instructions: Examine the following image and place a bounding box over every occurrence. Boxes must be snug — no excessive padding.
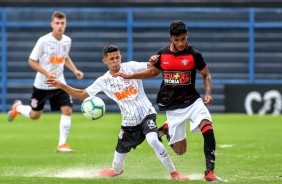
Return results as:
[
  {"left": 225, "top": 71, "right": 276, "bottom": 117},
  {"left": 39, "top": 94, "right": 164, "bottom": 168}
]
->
[
  {"left": 17, "top": 105, "right": 31, "bottom": 118},
  {"left": 112, "top": 151, "right": 129, "bottom": 174},
  {"left": 59, "top": 115, "right": 71, "bottom": 146},
  {"left": 146, "top": 132, "right": 176, "bottom": 173}
]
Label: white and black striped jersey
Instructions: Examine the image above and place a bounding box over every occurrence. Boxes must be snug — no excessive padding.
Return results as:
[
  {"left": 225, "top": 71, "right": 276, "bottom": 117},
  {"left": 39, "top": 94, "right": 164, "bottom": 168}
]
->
[
  {"left": 85, "top": 61, "right": 156, "bottom": 127},
  {"left": 29, "top": 32, "right": 71, "bottom": 90}
]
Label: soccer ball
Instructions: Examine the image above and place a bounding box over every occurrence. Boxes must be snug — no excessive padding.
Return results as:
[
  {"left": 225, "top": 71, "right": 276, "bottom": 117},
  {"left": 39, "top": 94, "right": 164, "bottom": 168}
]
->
[{"left": 81, "top": 96, "right": 105, "bottom": 120}]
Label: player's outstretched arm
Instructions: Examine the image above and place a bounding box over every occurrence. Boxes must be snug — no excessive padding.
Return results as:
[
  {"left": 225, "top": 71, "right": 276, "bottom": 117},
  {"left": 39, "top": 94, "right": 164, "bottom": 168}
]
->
[
  {"left": 147, "top": 55, "right": 159, "bottom": 68},
  {"left": 113, "top": 67, "right": 161, "bottom": 79},
  {"left": 46, "top": 78, "right": 89, "bottom": 101}
]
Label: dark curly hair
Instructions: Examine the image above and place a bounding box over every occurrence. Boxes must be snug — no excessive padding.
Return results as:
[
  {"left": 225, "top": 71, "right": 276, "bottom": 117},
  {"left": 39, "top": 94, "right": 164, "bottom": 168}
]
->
[{"left": 169, "top": 20, "right": 188, "bottom": 36}]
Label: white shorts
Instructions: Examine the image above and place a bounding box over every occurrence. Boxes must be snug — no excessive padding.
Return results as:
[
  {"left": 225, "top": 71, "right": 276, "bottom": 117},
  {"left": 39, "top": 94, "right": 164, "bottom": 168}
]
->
[{"left": 166, "top": 98, "right": 212, "bottom": 145}]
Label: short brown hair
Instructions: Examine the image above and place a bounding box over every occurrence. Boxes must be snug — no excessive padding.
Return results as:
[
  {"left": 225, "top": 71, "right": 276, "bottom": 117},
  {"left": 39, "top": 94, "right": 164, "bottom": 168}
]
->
[
  {"left": 103, "top": 45, "right": 119, "bottom": 57},
  {"left": 52, "top": 11, "right": 66, "bottom": 21}
]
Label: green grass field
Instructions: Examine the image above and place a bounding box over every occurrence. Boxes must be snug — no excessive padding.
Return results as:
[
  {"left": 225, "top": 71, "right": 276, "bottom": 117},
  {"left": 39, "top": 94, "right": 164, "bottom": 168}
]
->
[{"left": 0, "top": 113, "right": 281, "bottom": 184}]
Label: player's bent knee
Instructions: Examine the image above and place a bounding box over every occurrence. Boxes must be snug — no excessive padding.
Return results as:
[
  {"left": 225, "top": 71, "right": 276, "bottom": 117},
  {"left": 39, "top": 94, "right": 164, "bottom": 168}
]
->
[
  {"left": 61, "top": 106, "right": 73, "bottom": 115},
  {"left": 199, "top": 119, "right": 212, "bottom": 129},
  {"left": 29, "top": 110, "right": 43, "bottom": 120},
  {"left": 30, "top": 114, "right": 41, "bottom": 120},
  {"left": 170, "top": 139, "right": 187, "bottom": 155}
]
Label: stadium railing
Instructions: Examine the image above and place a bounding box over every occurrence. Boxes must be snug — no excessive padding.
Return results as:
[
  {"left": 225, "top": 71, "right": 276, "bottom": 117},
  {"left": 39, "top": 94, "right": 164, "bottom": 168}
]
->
[{"left": 1, "top": 7, "right": 282, "bottom": 113}]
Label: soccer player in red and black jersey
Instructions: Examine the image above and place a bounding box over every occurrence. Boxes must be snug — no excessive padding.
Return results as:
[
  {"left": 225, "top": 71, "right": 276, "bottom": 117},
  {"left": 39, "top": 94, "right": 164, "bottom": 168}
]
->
[{"left": 114, "top": 20, "right": 223, "bottom": 182}]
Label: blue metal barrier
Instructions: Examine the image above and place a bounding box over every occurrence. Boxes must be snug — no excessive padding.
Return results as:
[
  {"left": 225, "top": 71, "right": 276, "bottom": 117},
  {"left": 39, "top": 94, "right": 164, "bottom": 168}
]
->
[{"left": 1, "top": 7, "right": 282, "bottom": 112}]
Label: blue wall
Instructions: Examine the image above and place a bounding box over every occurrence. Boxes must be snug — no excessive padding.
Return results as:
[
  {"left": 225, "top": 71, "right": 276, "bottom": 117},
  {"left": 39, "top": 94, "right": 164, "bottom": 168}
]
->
[{"left": 1, "top": 7, "right": 282, "bottom": 113}]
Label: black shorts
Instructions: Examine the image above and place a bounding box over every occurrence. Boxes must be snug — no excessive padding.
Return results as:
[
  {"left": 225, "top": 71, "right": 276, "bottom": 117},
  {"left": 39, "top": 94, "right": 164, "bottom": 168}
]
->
[
  {"left": 30, "top": 86, "right": 73, "bottom": 111},
  {"left": 115, "top": 114, "right": 158, "bottom": 153}
]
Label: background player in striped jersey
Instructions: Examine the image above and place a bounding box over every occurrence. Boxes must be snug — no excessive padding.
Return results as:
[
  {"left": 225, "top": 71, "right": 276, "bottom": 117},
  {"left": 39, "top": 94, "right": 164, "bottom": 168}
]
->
[
  {"left": 113, "top": 21, "right": 223, "bottom": 182},
  {"left": 46, "top": 44, "right": 188, "bottom": 180},
  {"left": 7, "top": 11, "right": 84, "bottom": 152}
]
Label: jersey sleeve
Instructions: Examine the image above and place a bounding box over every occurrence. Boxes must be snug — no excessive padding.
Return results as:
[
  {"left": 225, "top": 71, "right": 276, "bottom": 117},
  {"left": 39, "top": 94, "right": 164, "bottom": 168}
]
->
[
  {"left": 194, "top": 51, "right": 206, "bottom": 71},
  {"left": 153, "top": 51, "right": 162, "bottom": 70},
  {"left": 85, "top": 78, "right": 103, "bottom": 96},
  {"left": 126, "top": 61, "right": 147, "bottom": 73},
  {"left": 66, "top": 37, "right": 72, "bottom": 58},
  {"left": 29, "top": 37, "right": 44, "bottom": 61}
]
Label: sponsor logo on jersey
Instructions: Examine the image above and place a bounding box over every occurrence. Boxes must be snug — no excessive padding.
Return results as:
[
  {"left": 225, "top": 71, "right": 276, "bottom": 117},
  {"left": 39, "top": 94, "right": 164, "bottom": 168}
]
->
[
  {"left": 115, "top": 86, "right": 138, "bottom": 100},
  {"left": 163, "top": 61, "right": 170, "bottom": 64},
  {"left": 163, "top": 71, "right": 191, "bottom": 85},
  {"left": 50, "top": 55, "right": 64, "bottom": 64}
]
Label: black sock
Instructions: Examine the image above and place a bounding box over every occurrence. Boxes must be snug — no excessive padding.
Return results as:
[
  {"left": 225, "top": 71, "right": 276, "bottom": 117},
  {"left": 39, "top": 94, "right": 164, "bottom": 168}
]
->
[
  {"left": 158, "top": 123, "right": 170, "bottom": 141},
  {"left": 201, "top": 125, "right": 216, "bottom": 172},
  {"left": 164, "top": 126, "right": 170, "bottom": 141}
]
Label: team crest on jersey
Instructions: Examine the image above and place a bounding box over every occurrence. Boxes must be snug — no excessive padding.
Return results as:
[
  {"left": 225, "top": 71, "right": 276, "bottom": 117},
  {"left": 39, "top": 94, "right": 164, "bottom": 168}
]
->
[
  {"left": 163, "top": 71, "right": 191, "bottom": 85},
  {"left": 31, "top": 98, "right": 38, "bottom": 108},
  {"left": 121, "top": 78, "right": 132, "bottom": 86},
  {"left": 181, "top": 59, "right": 189, "bottom": 66}
]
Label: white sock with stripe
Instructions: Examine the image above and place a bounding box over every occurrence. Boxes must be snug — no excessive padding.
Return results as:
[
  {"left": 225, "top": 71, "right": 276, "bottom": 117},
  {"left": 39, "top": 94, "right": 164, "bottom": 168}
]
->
[{"left": 146, "top": 132, "right": 176, "bottom": 173}]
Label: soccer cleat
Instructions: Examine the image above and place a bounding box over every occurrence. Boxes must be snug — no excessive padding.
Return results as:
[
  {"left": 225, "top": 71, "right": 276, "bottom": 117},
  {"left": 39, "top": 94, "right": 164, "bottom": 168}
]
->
[
  {"left": 7, "top": 100, "right": 22, "bottom": 122},
  {"left": 204, "top": 170, "right": 223, "bottom": 182},
  {"left": 56, "top": 144, "right": 74, "bottom": 152},
  {"left": 158, "top": 122, "right": 170, "bottom": 142},
  {"left": 170, "top": 171, "right": 189, "bottom": 180},
  {"left": 98, "top": 168, "right": 123, "bottom": 177}
]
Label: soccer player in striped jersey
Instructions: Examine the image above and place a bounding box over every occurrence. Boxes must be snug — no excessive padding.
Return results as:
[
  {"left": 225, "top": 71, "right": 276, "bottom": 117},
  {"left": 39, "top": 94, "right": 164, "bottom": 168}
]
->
[
  {"left": 46, "top": 44, "right": 188, "bottom": 180},
  {"left": 7, "top": 11, "right": 84, "bottom": 152},
  {"left": 113, "top": 21, "right": 223, "bottom": 182}
]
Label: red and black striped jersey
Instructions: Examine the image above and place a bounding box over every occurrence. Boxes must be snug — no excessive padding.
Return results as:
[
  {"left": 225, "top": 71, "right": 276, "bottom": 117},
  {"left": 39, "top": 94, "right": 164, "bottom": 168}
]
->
[{"left": 154, "top": 44, "right": 206, "bottom": 111}]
